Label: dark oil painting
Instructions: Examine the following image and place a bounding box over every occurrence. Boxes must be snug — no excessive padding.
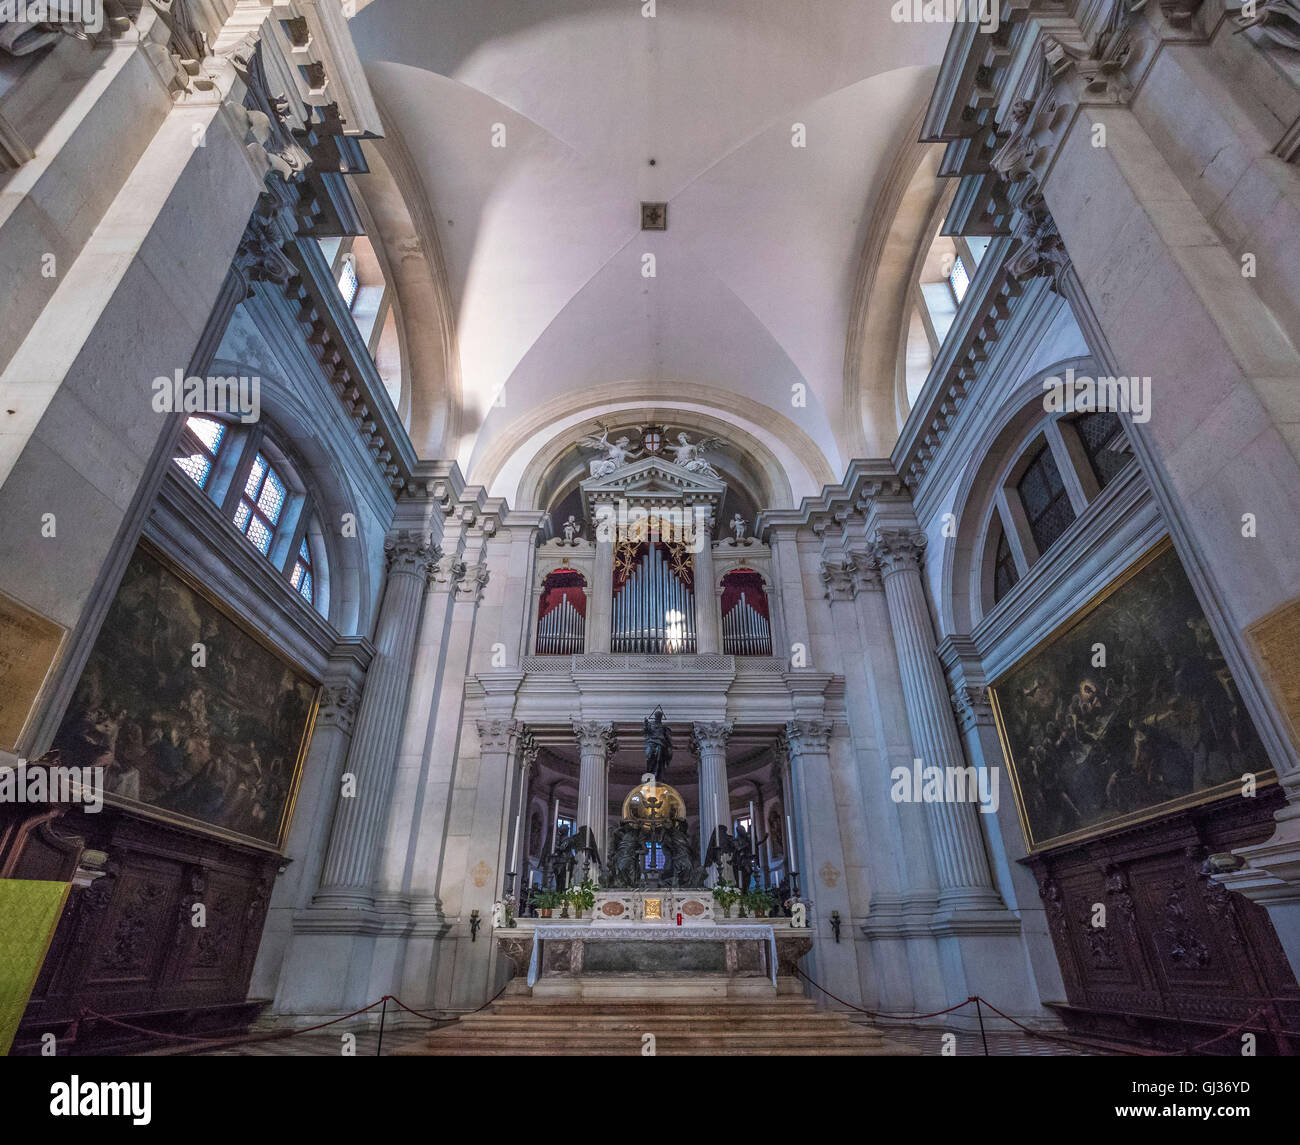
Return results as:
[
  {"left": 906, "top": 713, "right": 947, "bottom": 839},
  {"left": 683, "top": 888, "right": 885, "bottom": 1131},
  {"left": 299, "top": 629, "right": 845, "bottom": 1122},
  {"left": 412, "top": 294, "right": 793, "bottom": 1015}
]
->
[
  {"left": 49, "top": 546, "right": 317, "bottom": 849},
  {"left": 991, "top": 542, "right": 1272, "bottom": 852}
]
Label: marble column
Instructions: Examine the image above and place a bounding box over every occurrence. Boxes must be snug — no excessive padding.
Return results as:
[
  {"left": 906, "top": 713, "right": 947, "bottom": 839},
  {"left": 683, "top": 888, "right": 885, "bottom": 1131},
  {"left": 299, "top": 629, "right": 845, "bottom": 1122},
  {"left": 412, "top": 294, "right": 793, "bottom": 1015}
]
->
[
  {"left": 693, "top": 721, "right": 734, "bottom": 868},
  {"left": 315, "top": 531, "right": 438, "bottom": 907},
  {"left": 693, "top": 518, "right": 721, "bottom": 654},
  {"left": 868, "top": 527, "right": 1001, "bottom": 911},
  {"left": 572, "top": 721, "right": 617, "bottom": 862}
]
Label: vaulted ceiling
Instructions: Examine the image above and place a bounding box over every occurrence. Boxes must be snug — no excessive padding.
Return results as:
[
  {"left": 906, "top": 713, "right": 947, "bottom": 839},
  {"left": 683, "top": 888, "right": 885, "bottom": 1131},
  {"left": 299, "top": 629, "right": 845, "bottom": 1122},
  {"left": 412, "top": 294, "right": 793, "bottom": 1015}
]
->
[{"left": 348, "top": 0, "right": 949, "bottom": 500}]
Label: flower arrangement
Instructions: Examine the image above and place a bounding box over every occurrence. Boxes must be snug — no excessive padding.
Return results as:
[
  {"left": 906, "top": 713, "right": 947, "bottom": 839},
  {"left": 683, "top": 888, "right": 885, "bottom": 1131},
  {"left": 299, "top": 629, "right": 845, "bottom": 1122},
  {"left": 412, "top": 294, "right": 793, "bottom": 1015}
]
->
[
  {"left": 562, "top": 877, "right": 599, "bottom": 916},
  {"left": 533, "top": 888, "right": 563, "bottom": 915},
  {"left": 711, "top": 880, "right": 741, "bottom": 913},
  {"left": 741, "top": 887, "right": 775, "bottom": 917}
]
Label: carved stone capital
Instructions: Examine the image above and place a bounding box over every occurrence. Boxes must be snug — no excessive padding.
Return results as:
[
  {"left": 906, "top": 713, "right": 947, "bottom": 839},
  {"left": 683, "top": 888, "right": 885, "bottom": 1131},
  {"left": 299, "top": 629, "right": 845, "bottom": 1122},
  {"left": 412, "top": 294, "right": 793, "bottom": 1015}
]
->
[
  {"left": 950, "top": 684, "right": 993, "bottom": 733},
  {"left": 571, "top": 720, "right": 617, "bottom": 759},
  {"left": 782, "top": 719, "right": 833, "bottom": 757},
  {"left": 477, "top": 718, "right": 522, "bottom": 755},
  {"left": 820, "top": 557, "right": 858, "bottom": 602},
  {"left": 691, "top": 720, "right": 734, "bottom": 756},
  {"left": 518, "top": 731, "right": 540, "bottom": 774},
  {"left": 867, "top": 528, "right": 926, "bottom": 577},
  {"left": 384, "top": 531, "right": 439, "bottom": 580},
  {"left": 455, "top": 562, "right": 490, "bottom": 602},
  {"left": 431, "top": 554, "right": 466, "bottom": 592},
  {"left": 1006, "top": 191, "right": 1071, "bottom": 292},
  {"left": 318, "top": 682, "right": 362, "bottom": 734}
]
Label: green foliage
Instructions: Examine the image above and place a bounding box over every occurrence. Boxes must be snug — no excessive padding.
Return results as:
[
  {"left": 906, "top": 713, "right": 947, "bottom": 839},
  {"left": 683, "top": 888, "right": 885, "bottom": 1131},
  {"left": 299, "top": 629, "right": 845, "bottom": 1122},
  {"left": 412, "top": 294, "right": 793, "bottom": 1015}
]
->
[
  {"left": 533, "top": 888, "right": 562, "bottom": 910},
  {"left": 742, "top": 887, "right": 775, "bottom": 914},
  {"left": 563, "top": 877, "right": 599, "bottom": 912},
  {"left": 711, "top": 881, "right": 740, "bottom": 911}
]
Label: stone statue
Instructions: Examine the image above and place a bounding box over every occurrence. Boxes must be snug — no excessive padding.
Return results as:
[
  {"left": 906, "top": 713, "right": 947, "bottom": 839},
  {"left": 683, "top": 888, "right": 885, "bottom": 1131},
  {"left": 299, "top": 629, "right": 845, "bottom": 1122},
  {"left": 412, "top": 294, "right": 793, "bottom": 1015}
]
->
[
  {"left": 732, "top": 823, "right": 766, "bottom": 893},
  {"left": 704, "top": 825, "right": 739, "bottom": 885},
  {"left": 729, "top": 512, "right": 749, "bottom": 545},
  {"left": 666, "top": 432, "right": 722, "bottom": 478},
  {"left": 561, "top": 514, "right": 582, "bottom": 545},
  {"left": 663, "top": 819, "right": 703, "bottom": 887},
  {"left": 580, "top": 425, "right": 643, "bottom": 478},
  {"left": 608, "top": 823, "right": 644, "bottom": 888},
  {"left": 554, "top": 825, "right": 601, "bottom": 886},
  {"left": 642, "top": 705, "right": 673, "bottom": 781},
  {"left": 491, "top": 900, "right": 507, "bottom": 928}
]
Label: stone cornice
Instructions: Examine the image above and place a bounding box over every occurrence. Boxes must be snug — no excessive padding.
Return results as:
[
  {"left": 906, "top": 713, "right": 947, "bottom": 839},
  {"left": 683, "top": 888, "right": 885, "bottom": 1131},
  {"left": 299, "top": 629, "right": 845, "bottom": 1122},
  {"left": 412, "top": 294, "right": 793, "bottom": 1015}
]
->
[{"left": 754, "top": 459, "right": 905, "bottom": 542}]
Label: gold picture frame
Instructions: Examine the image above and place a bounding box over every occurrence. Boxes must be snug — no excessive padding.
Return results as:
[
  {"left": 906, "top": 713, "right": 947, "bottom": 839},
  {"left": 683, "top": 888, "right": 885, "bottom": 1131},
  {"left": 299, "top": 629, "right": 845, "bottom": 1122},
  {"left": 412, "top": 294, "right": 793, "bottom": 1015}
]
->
[
  {"left": 989, "top": 538, "right": 1275, "bottom": 853},
  {"left": 48, "top": 540, "right": 319, "bottom": 854}
]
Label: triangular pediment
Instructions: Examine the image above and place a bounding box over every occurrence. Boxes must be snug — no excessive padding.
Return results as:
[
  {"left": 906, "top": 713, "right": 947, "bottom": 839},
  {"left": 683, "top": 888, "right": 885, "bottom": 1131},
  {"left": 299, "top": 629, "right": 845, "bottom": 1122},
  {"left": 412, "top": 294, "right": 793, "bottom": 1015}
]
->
[{"left": 580, "top": 457, "right": 726, "bottom": 500}]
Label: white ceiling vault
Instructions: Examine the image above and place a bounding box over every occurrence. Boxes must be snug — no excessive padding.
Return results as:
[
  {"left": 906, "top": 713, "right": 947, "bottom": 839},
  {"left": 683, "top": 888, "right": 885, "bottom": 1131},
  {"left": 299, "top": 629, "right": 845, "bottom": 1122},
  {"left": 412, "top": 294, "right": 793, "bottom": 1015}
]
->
[{"left": 347, "top": 0, "right": 948, "bottom": 503}]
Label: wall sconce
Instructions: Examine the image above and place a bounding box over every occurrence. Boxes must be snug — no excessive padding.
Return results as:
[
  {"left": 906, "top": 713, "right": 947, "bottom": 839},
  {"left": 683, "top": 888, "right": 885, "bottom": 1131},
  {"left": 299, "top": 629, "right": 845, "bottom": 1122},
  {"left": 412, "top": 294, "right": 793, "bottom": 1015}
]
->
[
  {"left": 830, "top": 910, "right": 841, "bottom": 943},
  {"left": 469, "top": 909, "right": 481, "bottom": 942}
]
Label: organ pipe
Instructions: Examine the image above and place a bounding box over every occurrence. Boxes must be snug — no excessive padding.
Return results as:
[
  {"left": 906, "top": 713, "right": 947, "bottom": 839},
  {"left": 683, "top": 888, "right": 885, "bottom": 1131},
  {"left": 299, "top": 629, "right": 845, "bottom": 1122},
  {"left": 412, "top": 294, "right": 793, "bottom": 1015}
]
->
[{"left": 612, "top": 543, "right": 697, "bottom": 654}]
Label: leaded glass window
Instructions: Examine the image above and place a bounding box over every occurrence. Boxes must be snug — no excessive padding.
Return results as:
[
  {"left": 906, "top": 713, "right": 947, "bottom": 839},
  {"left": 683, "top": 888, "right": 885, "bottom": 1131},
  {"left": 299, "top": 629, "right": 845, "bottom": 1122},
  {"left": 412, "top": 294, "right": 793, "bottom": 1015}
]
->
[
  {"left": 172, "top": 416, "right": 226, "bottom": 490},
  {"left": 233, "top": 453, "right": 286, "bottom": 556},
  {"left": 1017, "top": 440, "right": 1076, "bottom": 555}
]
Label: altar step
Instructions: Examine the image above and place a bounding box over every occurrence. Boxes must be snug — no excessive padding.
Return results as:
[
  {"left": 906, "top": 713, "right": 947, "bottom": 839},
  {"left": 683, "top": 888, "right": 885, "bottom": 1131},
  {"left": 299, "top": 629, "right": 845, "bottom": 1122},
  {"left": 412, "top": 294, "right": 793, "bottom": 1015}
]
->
[{"left": 404, "top": 983, "right": 917, "bottom": 1056}]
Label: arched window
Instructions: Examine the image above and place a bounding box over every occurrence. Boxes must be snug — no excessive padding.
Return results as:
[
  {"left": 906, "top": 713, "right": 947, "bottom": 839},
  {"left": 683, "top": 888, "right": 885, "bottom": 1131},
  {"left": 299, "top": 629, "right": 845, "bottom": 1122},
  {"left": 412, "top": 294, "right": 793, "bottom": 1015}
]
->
[
  {"left": 981, "top": 400, "right": 1135, "bottom": 613},
  {"left": 721, "top": 569, "right": 772, "bottom": 656},
  {"left": 536, "top": 569, "right": 586, "bottom": 654},
  {"left": 171, "top": 416, "right": 329, "bottom": 617}
]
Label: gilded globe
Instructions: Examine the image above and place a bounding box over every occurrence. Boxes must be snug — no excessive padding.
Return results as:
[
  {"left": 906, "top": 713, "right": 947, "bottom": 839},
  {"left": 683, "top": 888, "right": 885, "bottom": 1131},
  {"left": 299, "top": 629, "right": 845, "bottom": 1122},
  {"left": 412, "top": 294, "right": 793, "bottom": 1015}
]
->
[{"left": 621, "top": 781, "right": 686, "bottom": 822}]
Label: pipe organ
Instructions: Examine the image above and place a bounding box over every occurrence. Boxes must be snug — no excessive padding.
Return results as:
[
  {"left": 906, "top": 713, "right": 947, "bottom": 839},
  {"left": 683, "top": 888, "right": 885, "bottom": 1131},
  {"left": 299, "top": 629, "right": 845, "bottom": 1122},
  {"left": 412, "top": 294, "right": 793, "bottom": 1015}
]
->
[
  {"left": 536, "top": 594, "right": 585, "bottom": 654},
  {"left": 721, "top": 591, "right": 772, "bottom": 656},
  {"left": 535, "top": 569, "right": 587, "bottom": 654},
  {"left": 612, "top": 542, "right": 696, "bottom": 653}
]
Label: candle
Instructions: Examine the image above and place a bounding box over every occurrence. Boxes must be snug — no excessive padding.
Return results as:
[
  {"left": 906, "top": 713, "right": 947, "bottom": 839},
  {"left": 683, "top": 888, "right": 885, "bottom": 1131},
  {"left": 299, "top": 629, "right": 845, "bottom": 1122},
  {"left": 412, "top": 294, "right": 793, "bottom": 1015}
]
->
[
  {"left": 748, "top": 800, "right": 756, "bottom": 843},
  {"left": 586, "top": 795, "right": 591, "bottom": 833},
  {"left": 786, "top": 814, "right": 795, "bottom": 866},
  {"left": 510, "top": 811, "right": 521, "bottom": 872}
]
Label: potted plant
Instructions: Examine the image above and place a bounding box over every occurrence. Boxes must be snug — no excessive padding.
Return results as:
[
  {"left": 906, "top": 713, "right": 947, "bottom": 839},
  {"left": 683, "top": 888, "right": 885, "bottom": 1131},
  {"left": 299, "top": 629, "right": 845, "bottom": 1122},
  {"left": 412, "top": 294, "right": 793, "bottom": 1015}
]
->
[
  {"left": 712, "top": 881, "right": 741, "bottom": 919},
  {"left": 534, "top": 888, "right": 562, "bottom": 918},
  {"left": 563, "top": 877, "right": 598, "bottom": 920},
  {"left": 742, "top": 887, "right": 775, "bottom": 918}
]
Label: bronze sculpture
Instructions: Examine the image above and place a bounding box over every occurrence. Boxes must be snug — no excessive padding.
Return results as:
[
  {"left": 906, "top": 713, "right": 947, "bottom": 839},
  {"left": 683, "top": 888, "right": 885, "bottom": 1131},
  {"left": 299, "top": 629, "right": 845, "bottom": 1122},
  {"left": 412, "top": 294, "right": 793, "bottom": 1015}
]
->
[{"left": 643, "top": 705, "right": 673, "bottom": 781}]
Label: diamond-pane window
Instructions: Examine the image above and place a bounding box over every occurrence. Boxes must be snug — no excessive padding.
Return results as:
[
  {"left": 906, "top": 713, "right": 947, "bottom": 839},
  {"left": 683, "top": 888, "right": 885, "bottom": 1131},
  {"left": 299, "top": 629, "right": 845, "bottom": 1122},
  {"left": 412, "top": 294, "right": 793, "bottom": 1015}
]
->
[
  {"left": 246, "top": 514, "right": 272, "bottom": 554},
  {"left": 949, "top": 255, "right": 970, "bottom": 303},
  {"left": 172, "top": 416, "right": 226, "bottom": 490},
  {"left": 338, "top": 258, "right": 358, "bottom": 310},
  {"left": 993, "top": 525, "right": 1020, "bottom": 603},
  {"left": 234, "top": 452, "right": 289, "bottom": 559},
  {"left": 1074, "top": 411, "right": 1133, "bottom": 490},
  {"left": 257, "top": 467, "right": 286, "bottom": 524},
  {"left": 1017, "top": 441, "right": 1076, "bottom": 556},
  {"left": 290, "top": 529, "right": 314, "bottom": 605}
]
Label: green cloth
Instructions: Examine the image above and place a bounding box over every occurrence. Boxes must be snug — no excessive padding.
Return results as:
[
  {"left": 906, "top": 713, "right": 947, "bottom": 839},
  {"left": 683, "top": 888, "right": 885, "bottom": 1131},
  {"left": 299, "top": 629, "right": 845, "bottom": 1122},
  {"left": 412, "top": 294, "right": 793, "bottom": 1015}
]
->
[{"left": 0, "top": 879, "right": 70, "bottom": 1055}]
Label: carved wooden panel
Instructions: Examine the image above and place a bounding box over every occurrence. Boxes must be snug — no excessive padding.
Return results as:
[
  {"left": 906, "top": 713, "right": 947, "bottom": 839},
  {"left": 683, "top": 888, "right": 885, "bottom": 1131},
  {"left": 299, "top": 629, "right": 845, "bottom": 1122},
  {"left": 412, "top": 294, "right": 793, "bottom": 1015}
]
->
[{"left": 1028, "top": 788, "right": 1300, "bottom": 1053}]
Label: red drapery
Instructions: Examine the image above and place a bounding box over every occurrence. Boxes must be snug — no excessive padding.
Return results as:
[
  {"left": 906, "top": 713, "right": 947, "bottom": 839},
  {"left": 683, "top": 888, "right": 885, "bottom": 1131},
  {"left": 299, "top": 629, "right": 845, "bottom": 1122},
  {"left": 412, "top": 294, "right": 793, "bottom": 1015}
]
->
[
  {"left": 721, "top": 569, "right": 769, "bottom": 619},
  {"left": 539, "top": 569, "right": 587, "bottom": 618}
]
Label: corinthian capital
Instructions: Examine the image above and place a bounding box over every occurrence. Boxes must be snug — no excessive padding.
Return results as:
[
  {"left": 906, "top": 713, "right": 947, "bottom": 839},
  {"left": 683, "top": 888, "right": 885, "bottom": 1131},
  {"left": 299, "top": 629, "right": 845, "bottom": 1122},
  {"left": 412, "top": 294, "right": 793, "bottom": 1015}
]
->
[
  {"left": 385, "top": 531, "right": 440, "bottom": 579},
  {"left": 782, "top": 719, "right": 833, "bottom": 756},
  {"left": 691, "top": 721, "right": 734, "bottom": 755},
  {"left": 867, "top": 528, "right": 926, "bottom": 577},
  {"left": 476, "top": 718, "right": 522, "bottom": 754},
  {"left": 572, "top": 720, "right": 617, "bottom": 758},
  {"left": 456, "top": 562, "right": 490, "bottom": 602}
]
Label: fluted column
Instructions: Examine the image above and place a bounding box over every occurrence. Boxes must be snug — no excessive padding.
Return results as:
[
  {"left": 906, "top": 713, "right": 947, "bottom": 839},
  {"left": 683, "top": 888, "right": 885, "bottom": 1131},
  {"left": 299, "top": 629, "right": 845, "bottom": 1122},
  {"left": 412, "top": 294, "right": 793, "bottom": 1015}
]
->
[
  {"left": 693, "top": 518, "right": 721, "bottom": 654},
  {"left": 315, "top": 531, "right": 438, "bottom": 907},
  {"left": 510, "top": 731, "right": 540, "bottom": 882},
  {"left": 572, "top": 721, "right": 617, "bottom": 861},
  {"left": 869, "top": 528, "right": 1000, "bottom": 910},
  {"left": 692, "top": 721, "right": 733, "bottom": 869}
]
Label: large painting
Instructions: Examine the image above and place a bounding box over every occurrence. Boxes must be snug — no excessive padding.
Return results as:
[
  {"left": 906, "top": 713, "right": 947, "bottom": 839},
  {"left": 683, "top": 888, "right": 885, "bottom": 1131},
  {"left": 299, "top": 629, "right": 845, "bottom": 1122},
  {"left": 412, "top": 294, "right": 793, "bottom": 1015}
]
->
[
  {"left": 991, "top": 540, "right": 1273, "bottom": 852},
  {"left": 48, "top": 544, "right": 317, "bottom": 850}
]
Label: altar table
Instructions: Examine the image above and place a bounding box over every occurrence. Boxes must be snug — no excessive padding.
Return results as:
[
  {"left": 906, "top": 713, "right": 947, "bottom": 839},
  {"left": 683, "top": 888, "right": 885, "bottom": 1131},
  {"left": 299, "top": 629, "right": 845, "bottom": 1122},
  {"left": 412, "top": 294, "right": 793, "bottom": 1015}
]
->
[{"left": 526, "top": 923, "right": 778, "bottom": 987}]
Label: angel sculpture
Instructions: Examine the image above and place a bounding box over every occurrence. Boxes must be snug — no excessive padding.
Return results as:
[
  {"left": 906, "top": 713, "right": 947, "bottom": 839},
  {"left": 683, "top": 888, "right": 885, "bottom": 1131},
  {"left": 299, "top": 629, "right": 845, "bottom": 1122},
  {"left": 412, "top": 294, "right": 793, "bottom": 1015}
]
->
[
  {"left": 729, "top": 512, "right": 750, "bottom": 546},
  {"left": 666, "top": 432, "right": 722, "bottom": 479},
  {"left": 580, "top": 425, "right": 644, "bottom": 478},
  {"left": 561, "top": 515, "right": 582, "bottom": 545},
  {"left": 704, "top": 824, "right": 739, "bottom": 885}
]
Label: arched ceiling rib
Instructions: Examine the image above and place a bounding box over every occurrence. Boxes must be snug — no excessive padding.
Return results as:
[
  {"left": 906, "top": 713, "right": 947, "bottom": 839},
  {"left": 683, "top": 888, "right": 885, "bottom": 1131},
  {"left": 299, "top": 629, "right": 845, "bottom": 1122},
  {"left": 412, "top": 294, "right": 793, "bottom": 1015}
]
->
[{"left": 349, "top": 1, "right": 949, "bottom": 486}]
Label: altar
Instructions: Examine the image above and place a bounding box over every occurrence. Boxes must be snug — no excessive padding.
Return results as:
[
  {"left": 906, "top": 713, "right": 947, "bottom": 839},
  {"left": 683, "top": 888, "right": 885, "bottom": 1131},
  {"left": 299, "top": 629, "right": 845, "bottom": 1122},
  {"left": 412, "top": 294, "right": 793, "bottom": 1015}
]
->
[{"left": 524, "top": 922, "right": 779, "bottom": 986}]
